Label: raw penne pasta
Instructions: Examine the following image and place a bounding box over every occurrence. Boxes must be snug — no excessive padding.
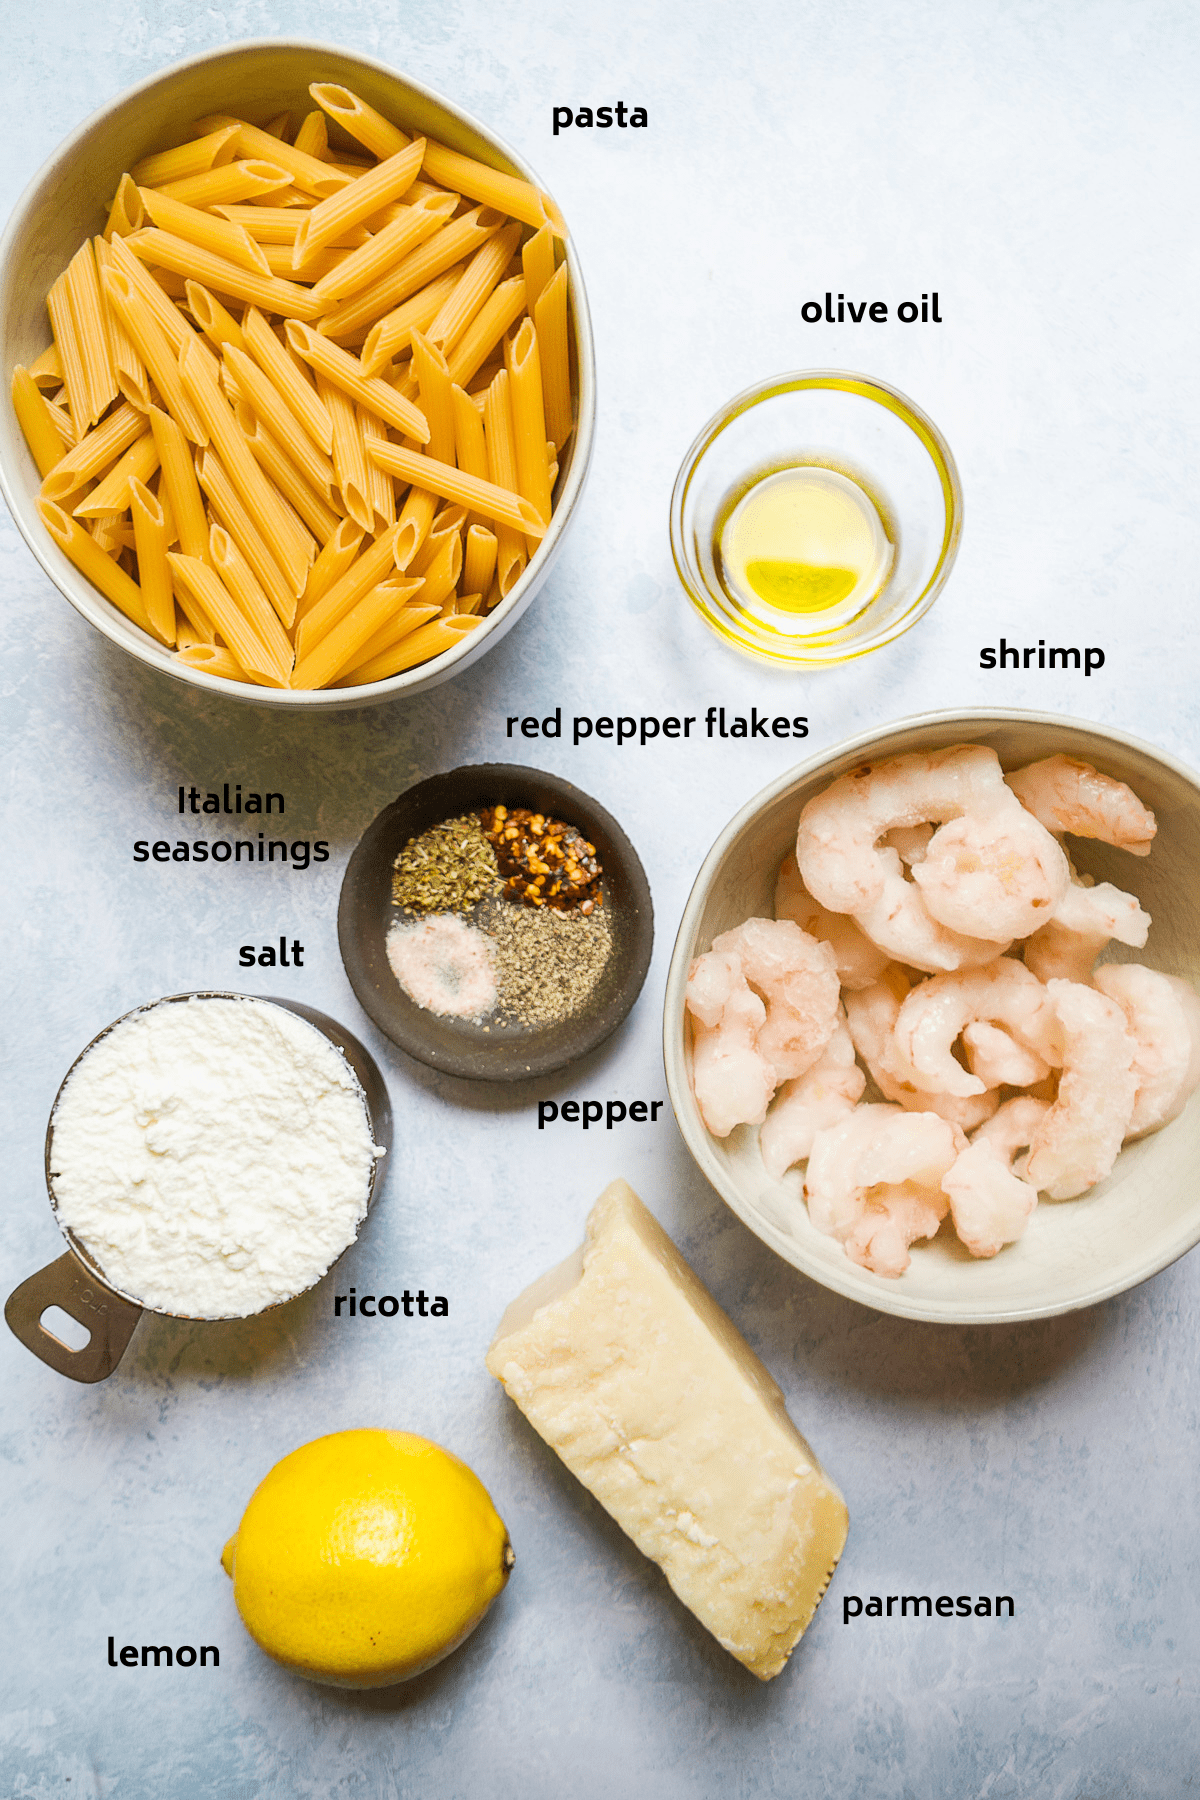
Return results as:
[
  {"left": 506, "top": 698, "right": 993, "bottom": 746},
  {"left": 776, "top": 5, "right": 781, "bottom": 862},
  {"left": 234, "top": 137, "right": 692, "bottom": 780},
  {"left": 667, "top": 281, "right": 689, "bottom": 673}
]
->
[
  {"left": 428, "top": 223, "right": 522, "bottom": 354},
  {"left": 262, "top": 113, "right": 291, "bottom": 141},
  {"left": 409, "top": 519, "right": 460, "bottom": 579},
  {"left": 241, "top": 306, "right": 333, "bottom": 454},
  {"left": 138, "top": 188, "right": 272, "bottom": 276},
  {"left": 463, "top": 521, "right": 498, "bottom": 597},
  {"left": 294, "top": 522, "right": 402, "bottom": 657},
  {"left": 127, "top": 229, "right": 327, "bottom": 321},
  {"left": 414, "top": 530, "right": 463, "bottom": 610},
  {"left": 159, "top": 159, "right": 293, "bottom": 208},
  {"left": 410, "top": 331, "right": 456, "bottom": 461},
  {"left": 363, "top": 439, "right": 547, "bottom": 537},
  {"left": 299, "top": 517, "right": 364, "bottom": 617},
  {"left": 194, "top": 447, "right": 298, "bottom": 628},
  {"left": 46, "top": 274, "right": 90, "bottom": 433},
  {"left": 307, "top": 189, "right": 458, "bottom": 305},
  {"left": 40, "top": 403, "right": 147, "bottom": 501},
  {"left": 284, "top": 322, "right": 430, "bottom": 441},
  {"left": 65, "top": 243, "right": 118, "bottom": 426},
  {"left": 504, "top": 316, "right": 552, "bottom": 537},
  {"left": 74, "top": 433, "right": 160, "bottom": 516},
  {"left": 358, "top": 268, "right": 462, "bottom": 377},
  {"left": 456, "top": 590, "right": 484, "bottom": 617},
  {"left": 150, "top": 406, "right": 209, "bottom": 560},
  {"left": 483, "top": 369, "right": 527, "bottom": 598},
  {"left": 175, "top": 642, "right": 251, "bottom": 681},
  {"left": 318, "top": 373, "right": 373, "bottom": 532},
  {"left": 336, "top": 602, "right": 442, "bottom": 678},
  {"left": 190, "top": 115, "right": 351, "bottom": 198},
  {"left": 29, "top": 344, "right": 64, "bottom": 387},
  {"left": 101, "top": 266, "right": 208, "bottom": 444},
  {"left": 292, "top": 111, "right": 329, "bottom": 160},
  {"left": 44, "top": 393, "right": 78, "bottom": 447},
  {"left": 38, "top": 498, "right": 154, "bottom": 634},
  {"left": 168, "top": 552, "right": 288, "bottom": 687},
  {"left": 108, "top": 233, "right": 195, "bottom": 351},
  {"left": 315, "top": 207, "right": 497, "bottom": 340},
  {"left": 394, "top": 482, "right": 439, "bottom": 573},
  {"left": 105, "top": 175, "right": 144, "bottom": 241},
  {"left": 421, "top": 141, "right": 554, "bottom": 234},
  {"left": 235, "top": 403, "right": 341, "bottom": 546},
  {"left": 309, "top": 83, "right": 409, "bottom": 160},
  {"left": 445, "top": 276, "right": 527, "bottom": 389},
  {"left": 359, "top": 409, "right": 396, "bottom": 532},
  {"left": 225, "top": 345, "right": 335, "bottom": 497},
  {"left": 186, "top": 282, "right": 246, "bottom": 354},
  {"left": 451, "top": 382, "right": 488, "bottom": 485},
  {"left": 132, "top": 126, "right": 240, "bottom": 188},
  {"left": 262, "top": 243, "right": 360, "bottom": 283},
  {"left": 291, "top": 574, "right": 422, "bottom": 689},
  {"left": 128, "top": 475, "right": 176, "bottom": 644},
  {"left": 209, "top": 524, "right": 296, "bottom": 678},
  {"left": 521, "top": 224, "right": 556, "bottom": 313},
  {"left": 333, "top": 613, "right": 482, "bottom": 685},
  {"left": 534, "top": 261, "right": 572, "bottom": 451},
  {"left": 291, "top": 139, "right": 425, "bottom": 268},
  {"left": 95, "top": 237, "right": 152, "bottom": 411},
  {"left": 12, "top": 368, "right": 66, "bottom": 475},
  {"left": 217, "top": 205, "right": 372, "bottom": 247}
]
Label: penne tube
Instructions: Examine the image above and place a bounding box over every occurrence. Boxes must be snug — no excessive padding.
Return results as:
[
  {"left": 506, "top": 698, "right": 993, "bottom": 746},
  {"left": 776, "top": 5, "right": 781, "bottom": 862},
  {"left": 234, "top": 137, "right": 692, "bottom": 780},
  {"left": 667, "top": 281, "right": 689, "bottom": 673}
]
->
[
  {"left": 294, "top": 522, "right": 402, "bottom": 657},
  {"left": 309, "top": 83, "right": 409, "bottom": 160},
  {"left": 209, "top": 524, "right": 295, "bottom": 678},
  {"left": 108, "top": 232, "right": 196, "bottom": 351},
  {"left": 95, "top": 237, "right": 152, "bottom": 412},
  {"left": 138, "top": 188, "right": 272, "bottom": 276},
  {"left": 39, "top": 403, "right": 147, "bottom": 501},
  {"left": 284, "top": 321, "right": 430, "bottom": 441},
  {"left": 90, "top": 513, "right": 129, "bottom": 555},
  {"left": 159, "top": 159, "right": 293, "bottom": 208},
  {"left": 225, "top": 344, "right": 335, "bottom": 495},
  {"left": 315, "top": 207, "right": 498, "bottom": 341},
  {"left": 105, "top": 174, "right": 144, "bottom": 240},
  {"left": 504, "top": 316, "right": 552, "bottom": 540},
  {"left": 215, "top": 205, "right": 371, "bottom": 247},
  {"left": 333, "top": 613, "right": 481, "bottom": 686},
  {"left": 250, "top": 188, "right": 308, "bottom": 209},
  {"left": 462, "top": 521, "right": 497, "bottom": 598},
  {"left": 432, "top": 501, "right": 469, "bottom": 535},
  {"left": 235, "top": 402, "right": 341, "bottom": 546},
  {"left": 410, "top": 330, "right": 455, "bottom": 461},
  {"left": 422, "top": 140, "right": 555, "bottom": 234},
  {"left": 167, "top": 552, "right": 288, "bottom": 687},
  {"left": 179, "top": 339, "right": 312, "bottom": 591},
  {"left": 363, "top": 439, "right": 547, "bottom": 537},
  {"left": 521, "top": 224, "right": 556, "bottom": 314},
  {"left": 336, "top": 601, "right": 442, "bottom": 678},
  {"left": 46, "top": 274, "right": 90, "bottom": 433},
  {"left": 413, "top": 530, "right": 463, "bottom": 609},
  {"left": 445, "top": 275, "right": 527, "bottom": 389},
  {"left": 359, "top": 408, "right": 396, "bottom": 532},
  {"left": 241, "top": 306, "right": 333, "bottom": 453},
  {"left": 292, "top": 111, "right": 329, "bottom": 160},
  {"left": 101, "top": 266, "right": 208, "bottom": 445},
  {"left": 298, "top": 516, "right": 364, "bottom": 617},
  {"left": 427, "top": 223, "right": 521, "bottom": 354},
  {"left": 534, "top": 261, "right": 572, "bottom": 451},
  {"left": 174, "top": 614, "right": 205, "bottom": 651},
  {"left": 174, "top": 642, "right": 251, "bottom": 681},
  {"left": 307, "top": 189, "right": 457, "bottom": 305},
  {"left": 291, "top": 575, "right": 422, "bottom": 689},
  {"left": 65, "top": 241, "right": 119, "bottom": 427},
  {"left": 128, "top": 475, "right": 176, "bottom": 643},
  {"left": 292, "top": 139, "right": 425, "bottom": 268},
  {"left": 190, "top": 115, "right": 352, "bottom": 198},
  {"left": 12, "top": 367, "right": 66, "bottom": 475},
  {"left": 74, "top": 433, "right": 161, "bottom": 516},
  {"left": 394, "top": 483, "right": 439, "bottom": 573},
  {"left": 186, "top": 282, "right": 246, "bottom": 354},
  {"left": 455, "top": 590, "right": 484, "bottom": 617},
  {"left": 132, "top": 126, "right": 240, "bottom": 188},
  {"left": 262, "top": 113, "right": 291, "bottom": 140},
  {"left": 150, "top": 405, "right": 209, "bottom": 560},
  {"left": 44, "top": 393, "right": 78, "bottom": 447},
  {"left": 261, "top": 243, "right": 355, "bottom": 282},
  {"left": 409, "top": 520, "right": 459, "bottom": 580},
  {"left": 149, "top": 266, "right": 189, "bottom": 299},
  {"left": 126, "top": 230, "right": 325, "bottom": 321},
  {"left": 194, "top": 446, "right": 298, "bottom": 627},
  {"left": 359, "top": 268, "right": 462, "bottom": 377},
  {"left": 318, "top": 373, "right": 373, "bottom": 532},
  {"left": 451, "top": 382, "right": 488, "bottom": 484},
  {"left": 483, "top": 369, "right": 527, "bottom": 597},
  {"left": 29, "top": 344, "right": 64, "bottom": 388},
  {"left": 38, "top": 498, "right": 154, "bottom": 634}
]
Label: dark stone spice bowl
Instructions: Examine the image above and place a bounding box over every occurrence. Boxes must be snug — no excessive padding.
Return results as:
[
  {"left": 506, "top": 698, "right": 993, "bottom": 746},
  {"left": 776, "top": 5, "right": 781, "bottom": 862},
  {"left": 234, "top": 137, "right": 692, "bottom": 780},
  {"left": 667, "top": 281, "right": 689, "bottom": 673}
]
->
[{"left": 338, "top": 765, "right": 654, "bottom": 1080}]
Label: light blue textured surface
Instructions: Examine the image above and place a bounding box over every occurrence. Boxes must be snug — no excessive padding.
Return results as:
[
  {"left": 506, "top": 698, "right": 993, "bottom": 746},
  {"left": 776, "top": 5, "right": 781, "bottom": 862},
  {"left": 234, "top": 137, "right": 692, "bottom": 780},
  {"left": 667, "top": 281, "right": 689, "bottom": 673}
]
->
[{"left": 2, "top": 3, "right": 1198, "bottom": 1795}]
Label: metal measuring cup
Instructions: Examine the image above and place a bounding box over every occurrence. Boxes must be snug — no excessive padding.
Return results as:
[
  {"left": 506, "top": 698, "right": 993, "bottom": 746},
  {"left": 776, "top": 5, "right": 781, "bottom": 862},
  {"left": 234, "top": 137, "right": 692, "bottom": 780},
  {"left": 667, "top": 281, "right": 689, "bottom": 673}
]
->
[{"left": 5, "top": 993, "right": 393, "bottom": 1383}]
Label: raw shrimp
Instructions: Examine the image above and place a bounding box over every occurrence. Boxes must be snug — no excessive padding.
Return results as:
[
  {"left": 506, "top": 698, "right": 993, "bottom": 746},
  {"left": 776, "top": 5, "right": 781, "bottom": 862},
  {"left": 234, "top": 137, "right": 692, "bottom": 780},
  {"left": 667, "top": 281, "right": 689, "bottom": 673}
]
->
[
  {"left": 844, "top": 1181, "right": 950, "bottom": 1279},
  {"left": 1006, "top": 755, "right": 1156, "bottom": 856},
  {"left": 1023, "top": 875, "right": 1151, "bottom": 985},
  {"left": 759, "top": 1010, "right": 866, "bottom": 1181},
  {"left": 804, "top": 1103, "right": 963, "bottom": 1246},
  {"left": 775, "top": 852, "right": 890, "bottom": 991},
  {"left": 843, "top": 972, "right": 1001, "bottom": 1132},
  {"left": 851, "top": 850, "right": 1012, "bottom": 975},
  {"left": 708, "top": 917, "right": 841, "bottom": 1081},
  {"left": 1024, "top": 980, "right": 1138, "bottom": 1199},
  {"left": 688, "top": 953, "right": 775, "bottom": 1138},
  {"left": 961, "top": 1020, "right": 1051, "bottom": 1090},
  {"left": 910, "top": 805, "right": 1070, "bottom": 941},
  {"left": 889, "top": 959, "right": 1061, "bottom": 1098},
  {"left": 1093, "top": 964, "right": 1200, "bottom": 1137},
  {"left": 941, "top": 1098, "right": 1049, "bottom": 1258}
]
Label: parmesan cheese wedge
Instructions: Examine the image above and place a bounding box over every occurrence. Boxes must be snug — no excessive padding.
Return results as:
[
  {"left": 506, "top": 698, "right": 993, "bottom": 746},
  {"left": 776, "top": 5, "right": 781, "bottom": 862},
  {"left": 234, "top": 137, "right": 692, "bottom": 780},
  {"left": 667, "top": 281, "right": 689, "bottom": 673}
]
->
[{"left": 486, "top": 1179, "right": 849, "bottom": 1679}]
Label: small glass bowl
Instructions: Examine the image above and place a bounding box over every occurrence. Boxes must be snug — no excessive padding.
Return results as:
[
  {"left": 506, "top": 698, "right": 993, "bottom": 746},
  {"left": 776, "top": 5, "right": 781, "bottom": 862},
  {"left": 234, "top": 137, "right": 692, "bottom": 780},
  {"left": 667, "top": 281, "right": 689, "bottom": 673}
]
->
[{"left": 669, "top": 370, "right": 963, "bottom": 668}]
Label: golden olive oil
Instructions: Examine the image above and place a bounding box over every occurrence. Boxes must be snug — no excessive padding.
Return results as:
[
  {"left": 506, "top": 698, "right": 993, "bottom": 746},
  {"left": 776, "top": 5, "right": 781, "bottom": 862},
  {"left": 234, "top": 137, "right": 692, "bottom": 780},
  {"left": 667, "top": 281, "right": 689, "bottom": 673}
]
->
[{"left": 716, "top": 465, "right": 894, "bottom": 632}]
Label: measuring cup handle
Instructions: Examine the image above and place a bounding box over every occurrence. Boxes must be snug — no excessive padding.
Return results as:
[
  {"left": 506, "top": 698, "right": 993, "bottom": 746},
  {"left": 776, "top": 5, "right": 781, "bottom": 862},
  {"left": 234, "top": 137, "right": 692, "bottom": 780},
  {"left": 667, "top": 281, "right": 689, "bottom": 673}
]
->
[{"left": 5, "top": 1252, "right": 142, "bottom": 1382}]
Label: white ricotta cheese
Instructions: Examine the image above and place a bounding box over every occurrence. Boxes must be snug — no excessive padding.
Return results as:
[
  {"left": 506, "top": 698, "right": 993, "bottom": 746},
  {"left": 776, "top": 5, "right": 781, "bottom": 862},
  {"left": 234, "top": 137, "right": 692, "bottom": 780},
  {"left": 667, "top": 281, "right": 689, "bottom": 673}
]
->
[
  {"left": 486, "top": 1179, "right": 849, "bottom": 1679},
  {"left": 49, "top": 997, "right": 383, "bottom": 1319}
]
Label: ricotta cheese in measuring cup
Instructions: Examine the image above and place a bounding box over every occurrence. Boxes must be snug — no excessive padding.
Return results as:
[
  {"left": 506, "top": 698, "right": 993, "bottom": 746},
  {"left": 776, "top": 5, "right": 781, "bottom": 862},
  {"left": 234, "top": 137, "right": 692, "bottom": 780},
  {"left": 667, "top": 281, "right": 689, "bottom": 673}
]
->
[{"left": 48, "top": 996, "right": 384, "bottom": 1319}]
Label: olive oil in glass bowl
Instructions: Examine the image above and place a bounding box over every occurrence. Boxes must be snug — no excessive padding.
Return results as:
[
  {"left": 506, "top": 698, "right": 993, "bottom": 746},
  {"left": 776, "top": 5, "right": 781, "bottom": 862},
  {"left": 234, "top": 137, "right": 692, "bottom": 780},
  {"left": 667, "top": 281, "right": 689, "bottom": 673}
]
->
[{"left": 670, "top": 372, "right": 962, "bottom": 668}]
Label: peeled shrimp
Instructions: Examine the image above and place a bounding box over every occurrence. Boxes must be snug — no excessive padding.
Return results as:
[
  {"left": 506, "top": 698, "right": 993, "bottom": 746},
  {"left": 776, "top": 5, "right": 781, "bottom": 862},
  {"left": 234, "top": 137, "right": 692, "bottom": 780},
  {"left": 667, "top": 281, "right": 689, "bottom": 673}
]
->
[
  {"left": 843, "top": 971, "right": 1001, "bottom": 1132},
  {"left": 941, "top": 1098, "right": 1049, "bottom": 1258},
  {"left": 711, "top": 917, "right": 840, "bottom": 1081},
  {"left": 1093, "top": 964, "right": 1200, "bottom": 1137},
  {"left": 1024, "top": 980, "right": 1138, "bottom": 1199},
  {"left": 775, "top": 853, "right": 890, "bottom": 991},
  {"left": 889, "top": 959, "right": 1061, "bottom": 1098},
  {"left": 961, "top": 1020, "right": 1051, "bottom": 1089},
  {"left": 1006, "top": 755, "right": 1156, "bottom": 856},
  {"left": 1023, "top": 875, "right": 1151, "bottom": 985},
  {"left": 910, "top": 806, "right": 1070, "bottom": 941},
  {"left": 851, "top": 850, "right": 1012, "bottom": 975},
  {"left": 804, "top": 1103, "right": 963, "bottom": 1248},
  {"left": 844, "top": 1181, "right": 950, "bottom": 1279},
  {"left": 687, "top": 952, "right": 775, "bottom": 1138},
  {"left": 759, "top": 1010, "right": 866, "bottom": 1180}
]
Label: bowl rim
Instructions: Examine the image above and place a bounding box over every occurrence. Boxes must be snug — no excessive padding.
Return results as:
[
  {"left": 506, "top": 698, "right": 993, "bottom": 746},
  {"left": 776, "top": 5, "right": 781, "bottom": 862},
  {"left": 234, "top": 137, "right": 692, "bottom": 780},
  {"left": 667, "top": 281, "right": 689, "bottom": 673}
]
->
[
  {"left": 0, "top": 36, "right": 596, "bottom": 709},
  {"left": 668, "top": 367, "right": 963, "bottom": 669},
  {"left": 663, "top": 705, "right": 1200, "bottom": 1324}
]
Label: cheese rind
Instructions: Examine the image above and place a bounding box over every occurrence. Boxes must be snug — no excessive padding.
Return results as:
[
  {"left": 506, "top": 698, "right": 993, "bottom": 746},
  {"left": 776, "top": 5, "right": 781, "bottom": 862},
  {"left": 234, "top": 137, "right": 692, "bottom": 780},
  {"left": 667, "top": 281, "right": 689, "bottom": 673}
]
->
[{"left": 486, "top": 1179, "right": 849, "bottom": 1679}]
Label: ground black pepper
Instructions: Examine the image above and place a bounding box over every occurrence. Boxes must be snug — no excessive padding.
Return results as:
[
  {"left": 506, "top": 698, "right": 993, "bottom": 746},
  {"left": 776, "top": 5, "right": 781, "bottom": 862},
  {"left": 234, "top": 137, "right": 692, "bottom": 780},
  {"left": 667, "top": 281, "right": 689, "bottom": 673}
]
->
[{"left": 481, "top": 898, "right": 613, "bottom": 1026}]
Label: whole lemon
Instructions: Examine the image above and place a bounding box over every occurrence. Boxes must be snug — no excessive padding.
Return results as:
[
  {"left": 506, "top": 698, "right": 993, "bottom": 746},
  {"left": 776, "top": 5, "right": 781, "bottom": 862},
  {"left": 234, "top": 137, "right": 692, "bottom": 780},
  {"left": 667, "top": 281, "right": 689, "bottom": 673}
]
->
[{"left": 221, "top": 1430, "right": 513, "bottom": 1687}]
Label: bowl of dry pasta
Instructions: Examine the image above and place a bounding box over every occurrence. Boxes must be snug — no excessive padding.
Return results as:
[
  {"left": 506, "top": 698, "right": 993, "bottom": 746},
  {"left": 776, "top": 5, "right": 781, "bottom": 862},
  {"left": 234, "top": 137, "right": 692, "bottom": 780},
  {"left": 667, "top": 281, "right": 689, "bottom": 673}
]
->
[{"left": 0, "top": 40, "right": 594, "bottom": 706}]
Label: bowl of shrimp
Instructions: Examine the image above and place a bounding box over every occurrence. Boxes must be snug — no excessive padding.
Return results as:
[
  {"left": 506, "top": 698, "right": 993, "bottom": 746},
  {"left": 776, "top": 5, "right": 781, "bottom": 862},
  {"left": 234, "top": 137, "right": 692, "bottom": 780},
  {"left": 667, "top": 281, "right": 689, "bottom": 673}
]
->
[{"left": 663, "top": 709, "right": 1200, "bottom": 1323}]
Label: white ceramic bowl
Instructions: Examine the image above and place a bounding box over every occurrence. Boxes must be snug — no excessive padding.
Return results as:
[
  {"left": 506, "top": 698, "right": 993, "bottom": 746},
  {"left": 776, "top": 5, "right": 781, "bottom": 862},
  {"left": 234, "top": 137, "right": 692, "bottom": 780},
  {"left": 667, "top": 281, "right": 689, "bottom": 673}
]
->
[
  {"left": 663, "top": 709, "right": 1200, "bottom": 1324},
  {"left": 0, "top": 39, "right": 595, "bottom": 709}
]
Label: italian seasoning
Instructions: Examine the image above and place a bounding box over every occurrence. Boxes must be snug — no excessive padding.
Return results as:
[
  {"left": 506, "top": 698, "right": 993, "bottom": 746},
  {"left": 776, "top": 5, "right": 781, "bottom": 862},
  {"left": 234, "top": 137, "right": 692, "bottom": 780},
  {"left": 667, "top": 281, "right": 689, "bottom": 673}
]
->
[{"left": 391, "top": 814, "right": 502, "bottom": 914}]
